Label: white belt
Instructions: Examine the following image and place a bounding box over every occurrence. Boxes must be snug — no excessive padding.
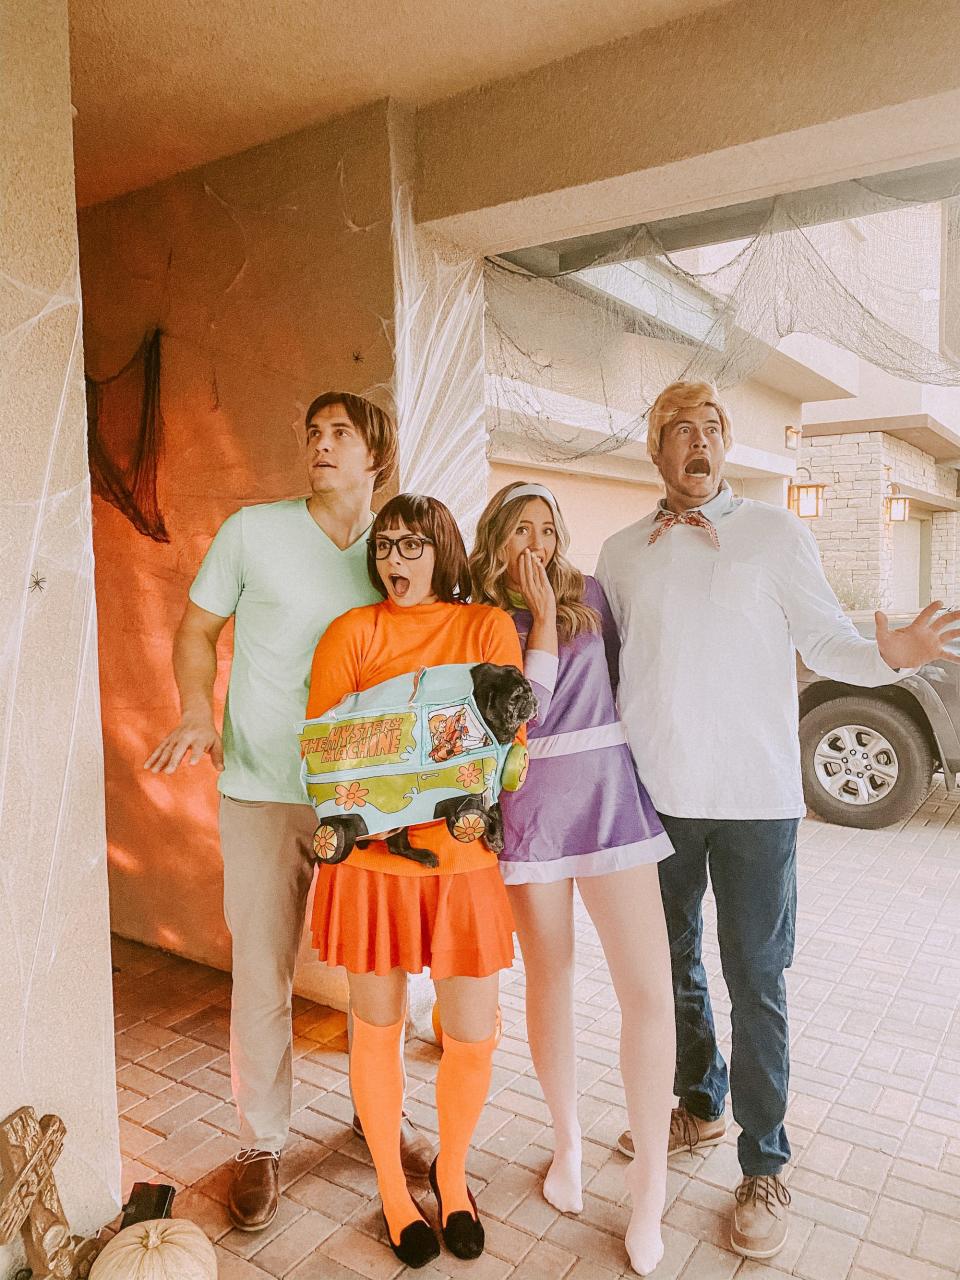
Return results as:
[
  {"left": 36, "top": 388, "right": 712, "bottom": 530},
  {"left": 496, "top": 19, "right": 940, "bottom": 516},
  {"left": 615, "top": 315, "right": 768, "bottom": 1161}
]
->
[{"left": 527, "top": 722, "right": 628, "bottom": 760}]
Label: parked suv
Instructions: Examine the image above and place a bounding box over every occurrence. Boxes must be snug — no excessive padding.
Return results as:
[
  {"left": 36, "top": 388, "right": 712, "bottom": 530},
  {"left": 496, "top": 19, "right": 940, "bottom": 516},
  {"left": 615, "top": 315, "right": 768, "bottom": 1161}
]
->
[{"left": 798, "top": 612, "right": 960, "bottom": 828}]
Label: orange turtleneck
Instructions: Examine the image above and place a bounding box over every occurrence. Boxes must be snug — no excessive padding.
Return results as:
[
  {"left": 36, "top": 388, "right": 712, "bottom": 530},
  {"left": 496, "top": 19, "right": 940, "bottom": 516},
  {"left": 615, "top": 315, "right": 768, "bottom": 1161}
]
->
[{"left": 305, "top": 597, "right": 524, "bottom": 875}]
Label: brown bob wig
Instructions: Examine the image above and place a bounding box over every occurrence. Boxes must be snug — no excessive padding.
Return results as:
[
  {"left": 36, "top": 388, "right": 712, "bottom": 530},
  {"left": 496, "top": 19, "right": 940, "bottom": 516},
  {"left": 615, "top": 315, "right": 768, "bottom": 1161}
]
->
[
  {"left": 304, "top": 391, "right": 397, "bottom": 490},
  {"left": 367, "top": 494, "right": 471, "bottom": 604}
]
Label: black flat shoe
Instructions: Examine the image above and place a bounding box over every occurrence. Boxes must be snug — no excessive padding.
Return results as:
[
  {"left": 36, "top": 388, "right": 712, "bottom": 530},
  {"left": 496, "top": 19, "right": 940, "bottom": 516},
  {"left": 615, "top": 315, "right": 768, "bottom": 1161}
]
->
[
  {"left": 382, "top": 1208, "right": 440, "bottom": 1269},
  {"left": 429, "top": 1157, "right": 485, "bottom": 1260}
]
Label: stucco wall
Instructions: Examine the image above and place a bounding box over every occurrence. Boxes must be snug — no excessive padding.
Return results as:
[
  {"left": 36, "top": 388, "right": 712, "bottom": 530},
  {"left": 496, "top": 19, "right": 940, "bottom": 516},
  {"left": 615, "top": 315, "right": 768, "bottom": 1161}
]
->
[
  {"left": 724, "top": 380, "right": 799, "bottom": 460},
  {"left": 488, "top": 462, "right": 660, "bottom": 572},
  {"left": 416, "top": 0, "right": 960, "bottom": 227},
  {"left": 78, "top": 103, "right": 397, "bottom": 1005},
  {"left": 486, "top": 268, "right": 800, "bottom": 489},
  {"left": 0, "top": 0, "right": 120, "bottom": 1268},
  {"left": 486, "top": 270, "right": 681, "bottom": 419}
]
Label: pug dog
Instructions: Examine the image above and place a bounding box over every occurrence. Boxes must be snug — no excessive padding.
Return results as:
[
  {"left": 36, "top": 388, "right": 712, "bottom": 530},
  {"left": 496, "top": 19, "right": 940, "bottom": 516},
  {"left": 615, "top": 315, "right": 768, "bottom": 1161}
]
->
[{"left": 469, "top": 662, "right": 539, "bottom": 746}]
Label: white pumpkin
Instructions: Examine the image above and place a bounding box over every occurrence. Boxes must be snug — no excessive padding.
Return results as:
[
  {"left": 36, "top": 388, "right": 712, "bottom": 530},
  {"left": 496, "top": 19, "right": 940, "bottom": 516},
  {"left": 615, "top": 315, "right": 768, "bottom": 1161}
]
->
[{"left": 90, "top": 1219, "right": 217, "bottom": 1280}]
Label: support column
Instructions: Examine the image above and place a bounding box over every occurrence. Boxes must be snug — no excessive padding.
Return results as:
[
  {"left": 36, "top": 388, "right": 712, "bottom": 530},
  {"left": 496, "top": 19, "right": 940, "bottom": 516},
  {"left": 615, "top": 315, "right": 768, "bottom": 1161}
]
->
[{"left": 0, "top": 0, "right": 120, "bottom": 1270}]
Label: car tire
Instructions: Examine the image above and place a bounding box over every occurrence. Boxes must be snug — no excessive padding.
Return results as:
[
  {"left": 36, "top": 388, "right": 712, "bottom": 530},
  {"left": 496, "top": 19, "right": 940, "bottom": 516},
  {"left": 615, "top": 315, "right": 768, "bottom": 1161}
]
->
[{"left": 800, "top": 696, "right": 935, "bottom": 829}]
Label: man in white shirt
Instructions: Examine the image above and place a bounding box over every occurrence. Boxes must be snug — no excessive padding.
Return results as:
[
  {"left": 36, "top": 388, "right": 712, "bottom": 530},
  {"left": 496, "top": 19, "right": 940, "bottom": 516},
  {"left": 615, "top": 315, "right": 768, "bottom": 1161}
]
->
[
  {"left": 597, "top": 380, "right": 960, "bottom": 1261},
  {"left": 145, "top": 392, "right": 432, "bottom": 1231}
]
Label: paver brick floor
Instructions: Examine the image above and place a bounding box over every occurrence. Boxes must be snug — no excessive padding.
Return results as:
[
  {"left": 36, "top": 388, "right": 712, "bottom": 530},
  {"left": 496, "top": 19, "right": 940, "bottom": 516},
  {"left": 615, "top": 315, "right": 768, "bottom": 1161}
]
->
[{"left": 109, "top": 787, "right": 960, "bottom": 1278}]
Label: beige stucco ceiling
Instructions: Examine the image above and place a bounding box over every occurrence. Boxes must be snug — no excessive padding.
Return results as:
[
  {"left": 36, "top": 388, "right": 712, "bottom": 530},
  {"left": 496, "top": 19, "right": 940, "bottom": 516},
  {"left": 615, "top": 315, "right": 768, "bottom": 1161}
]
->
[{"left": 69, "top": 0, "right": 731, "bottom": 206}]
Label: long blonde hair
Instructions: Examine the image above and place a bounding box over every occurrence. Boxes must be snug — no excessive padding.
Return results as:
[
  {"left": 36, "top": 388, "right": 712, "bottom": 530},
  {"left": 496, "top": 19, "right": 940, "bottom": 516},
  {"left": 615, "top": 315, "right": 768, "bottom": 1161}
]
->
[{"left": 470, "top": 483, "right": 600, "bottom": 642}]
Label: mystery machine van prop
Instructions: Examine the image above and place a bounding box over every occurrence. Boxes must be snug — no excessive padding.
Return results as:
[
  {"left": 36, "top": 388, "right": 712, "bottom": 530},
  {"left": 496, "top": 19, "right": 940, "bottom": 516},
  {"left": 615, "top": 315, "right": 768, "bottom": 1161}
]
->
[{"left": 299, "top": 663, "right": 529, "bottom": 864}]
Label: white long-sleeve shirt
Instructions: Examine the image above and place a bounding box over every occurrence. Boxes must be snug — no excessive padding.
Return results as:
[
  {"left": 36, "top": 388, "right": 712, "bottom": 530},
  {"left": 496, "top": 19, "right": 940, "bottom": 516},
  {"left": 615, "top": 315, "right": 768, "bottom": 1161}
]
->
[{"left": 596, "top": 485, "right": 904, "bottom": 820}]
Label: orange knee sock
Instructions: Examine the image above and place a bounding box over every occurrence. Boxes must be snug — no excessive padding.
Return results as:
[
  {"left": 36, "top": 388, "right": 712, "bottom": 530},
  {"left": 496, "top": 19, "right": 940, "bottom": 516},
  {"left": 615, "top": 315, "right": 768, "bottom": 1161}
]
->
[
  {"left": 435, "top": 1029, "right": 497, "bottom": 1222},
  {"left": 350, "top": 1011, "right": 419, "bottom": 1244}
]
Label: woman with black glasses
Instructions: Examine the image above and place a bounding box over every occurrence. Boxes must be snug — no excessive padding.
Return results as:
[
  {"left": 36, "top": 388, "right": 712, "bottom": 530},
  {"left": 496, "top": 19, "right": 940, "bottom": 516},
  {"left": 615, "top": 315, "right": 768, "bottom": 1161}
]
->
[{"left": 304, "top": 494, "right": 525, "bottom": 1269}]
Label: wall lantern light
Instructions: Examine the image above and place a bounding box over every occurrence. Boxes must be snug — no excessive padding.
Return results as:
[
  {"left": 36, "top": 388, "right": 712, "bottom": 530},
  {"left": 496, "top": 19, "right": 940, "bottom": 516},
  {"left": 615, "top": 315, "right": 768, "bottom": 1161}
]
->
[
  {"left": 788, "top": 467, "right": 825, "bottom": 519},
  {"left": 784, "top": 425, "right": 802, "bottom": 451},
  {"left": 788, "top": 484, "right": 826, "bottom": 518},
  {"left": 885, "top": 491, "right": 910, "bottom": 522}
]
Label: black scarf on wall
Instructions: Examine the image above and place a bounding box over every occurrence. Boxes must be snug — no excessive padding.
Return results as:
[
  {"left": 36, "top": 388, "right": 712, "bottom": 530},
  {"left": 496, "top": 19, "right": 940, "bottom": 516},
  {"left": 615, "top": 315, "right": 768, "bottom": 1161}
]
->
[{"left": 85, "top": 329, "right": 170, "bottom": 542}]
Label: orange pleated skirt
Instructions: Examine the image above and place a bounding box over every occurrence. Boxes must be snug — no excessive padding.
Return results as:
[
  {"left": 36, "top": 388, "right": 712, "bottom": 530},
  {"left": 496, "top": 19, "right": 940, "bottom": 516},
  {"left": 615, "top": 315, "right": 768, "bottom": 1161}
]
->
[{"left": 311, "top": 860, "right": 516, "bottom": 979}]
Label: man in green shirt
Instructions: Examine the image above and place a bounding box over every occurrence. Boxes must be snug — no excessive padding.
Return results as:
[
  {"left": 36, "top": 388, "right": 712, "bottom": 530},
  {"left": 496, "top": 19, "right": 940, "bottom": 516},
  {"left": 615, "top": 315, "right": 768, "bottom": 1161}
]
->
[{"left": 145, "top": 392, "right": 430, "bottom": 1229}]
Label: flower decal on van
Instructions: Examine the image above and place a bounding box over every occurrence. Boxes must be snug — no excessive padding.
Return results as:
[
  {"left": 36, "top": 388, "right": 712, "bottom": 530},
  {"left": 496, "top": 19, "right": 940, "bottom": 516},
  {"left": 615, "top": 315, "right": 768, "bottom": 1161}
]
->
[
  {"left": 456, "top": 761, "right": 482, "bottom": 788},
  {"left": 453, "top": 813, "right": 486, "bottom": 843},
  {"left": 335, "top": 781, "right": 369, "bottom": 810},
  {"left": 313, "top": 826, "right": 339, "bottom": 861}
]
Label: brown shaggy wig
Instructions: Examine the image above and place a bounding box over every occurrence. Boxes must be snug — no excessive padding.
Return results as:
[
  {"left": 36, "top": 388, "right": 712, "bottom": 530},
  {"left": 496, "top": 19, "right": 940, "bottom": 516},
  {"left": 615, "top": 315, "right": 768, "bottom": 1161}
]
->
[{"left": 304, "top": 391, "right": 397, "bottom": 490}]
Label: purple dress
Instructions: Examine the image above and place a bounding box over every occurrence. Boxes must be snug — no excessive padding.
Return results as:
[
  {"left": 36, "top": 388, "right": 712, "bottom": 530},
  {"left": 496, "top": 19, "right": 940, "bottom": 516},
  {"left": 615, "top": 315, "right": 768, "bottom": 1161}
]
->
[{"left": 498, "top": 576, "right": 673, "bottom": 883}]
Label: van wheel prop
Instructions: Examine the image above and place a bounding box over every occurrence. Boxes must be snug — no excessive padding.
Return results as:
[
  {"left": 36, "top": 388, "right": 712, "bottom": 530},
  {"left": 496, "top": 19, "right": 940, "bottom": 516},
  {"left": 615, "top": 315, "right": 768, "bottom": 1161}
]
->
[
  {"left": 312, "top": 823, "right": 348, "bottom": 864},
  {"left": 451, "top": 808, "right": 487, "bottom": 843},
  {"left": 501, "top": 744, "right": 529, "bottom": 792}
]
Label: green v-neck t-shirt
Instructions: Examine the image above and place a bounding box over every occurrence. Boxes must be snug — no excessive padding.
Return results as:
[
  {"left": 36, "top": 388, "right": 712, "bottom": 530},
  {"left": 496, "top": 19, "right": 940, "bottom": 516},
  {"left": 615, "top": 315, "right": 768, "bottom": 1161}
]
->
[{"left": 189, "top": 498, "right": 379, "bottom": 803}]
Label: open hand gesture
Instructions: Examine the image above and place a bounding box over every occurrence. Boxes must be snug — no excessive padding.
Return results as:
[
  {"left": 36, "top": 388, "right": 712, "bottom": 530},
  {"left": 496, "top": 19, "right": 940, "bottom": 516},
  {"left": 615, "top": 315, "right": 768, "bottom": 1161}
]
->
[
  {"left": 518, "top": 549, "right": 556, "bottom": 625},
  {"left": 144, "top": 712, "right": 224, "bottom": 774},
  {"left": 875, "top": 601, "right": 960, "bottom": 671}
]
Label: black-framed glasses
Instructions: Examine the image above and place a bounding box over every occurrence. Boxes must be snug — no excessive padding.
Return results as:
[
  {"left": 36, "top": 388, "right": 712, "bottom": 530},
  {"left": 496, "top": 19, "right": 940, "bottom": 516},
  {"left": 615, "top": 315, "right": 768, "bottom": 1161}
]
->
[{"left": 368, "top": 534, "right": 434, "bottom": 561}]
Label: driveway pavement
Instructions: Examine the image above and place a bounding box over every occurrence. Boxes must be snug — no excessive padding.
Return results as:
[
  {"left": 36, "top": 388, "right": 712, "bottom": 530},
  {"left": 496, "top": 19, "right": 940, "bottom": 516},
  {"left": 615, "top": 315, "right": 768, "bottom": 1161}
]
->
[{"left": 110, "top": 786, "right": 960, "bottom": 1278}]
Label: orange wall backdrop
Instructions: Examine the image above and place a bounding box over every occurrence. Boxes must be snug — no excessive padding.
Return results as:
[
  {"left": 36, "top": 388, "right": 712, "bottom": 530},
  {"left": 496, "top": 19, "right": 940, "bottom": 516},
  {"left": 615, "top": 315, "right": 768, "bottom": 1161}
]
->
[{"left": 79, "top": 103, "right": 397, "bottom": 972}]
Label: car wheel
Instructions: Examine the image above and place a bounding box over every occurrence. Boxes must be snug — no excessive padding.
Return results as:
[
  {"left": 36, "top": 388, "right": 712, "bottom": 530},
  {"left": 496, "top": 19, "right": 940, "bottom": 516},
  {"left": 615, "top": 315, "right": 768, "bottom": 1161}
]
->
[{"left": 800, "top": 696, "right": 934, "bottom": 829}]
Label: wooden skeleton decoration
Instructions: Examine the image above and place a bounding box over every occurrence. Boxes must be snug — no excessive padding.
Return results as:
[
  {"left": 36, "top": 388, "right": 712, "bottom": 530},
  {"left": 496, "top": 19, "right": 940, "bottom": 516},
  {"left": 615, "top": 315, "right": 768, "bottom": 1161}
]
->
[{"left": 0, "top": 1107, "right": 100, "bottom": 1279}]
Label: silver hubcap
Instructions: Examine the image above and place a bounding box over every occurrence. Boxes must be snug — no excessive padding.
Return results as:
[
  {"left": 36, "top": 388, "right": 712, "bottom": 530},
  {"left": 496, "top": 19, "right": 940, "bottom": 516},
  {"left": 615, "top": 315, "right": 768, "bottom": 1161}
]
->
[{"left": 813, "top": 722, "right": 899, "bottom": 806}]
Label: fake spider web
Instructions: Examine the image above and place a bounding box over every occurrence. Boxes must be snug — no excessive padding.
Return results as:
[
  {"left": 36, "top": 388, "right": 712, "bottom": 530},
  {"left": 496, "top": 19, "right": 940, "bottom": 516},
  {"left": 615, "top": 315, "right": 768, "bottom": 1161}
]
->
[{"left": 484, "top": 188, "right": 960, "bottom": 467}]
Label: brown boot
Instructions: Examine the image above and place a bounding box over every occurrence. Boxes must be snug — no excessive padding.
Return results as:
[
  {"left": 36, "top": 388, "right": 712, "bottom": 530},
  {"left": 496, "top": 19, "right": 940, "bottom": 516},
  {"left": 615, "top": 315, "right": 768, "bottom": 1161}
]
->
[
  {"left": 617, "top": 1104, "right": 726, "bottom": 1158},
  {"left": 352, "top": 1113, "right": 434, "bottom": 1180},
  {"left": 228, "top": 1149, "right": 280, "bottom": 1231}
]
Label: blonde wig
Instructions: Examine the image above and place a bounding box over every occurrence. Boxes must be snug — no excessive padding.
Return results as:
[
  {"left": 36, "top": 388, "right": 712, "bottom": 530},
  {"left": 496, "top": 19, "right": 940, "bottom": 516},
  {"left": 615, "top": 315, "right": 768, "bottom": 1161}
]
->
[
  {"left": 646, "top": 380, "right": 732, "bottom": 458},
  {"left": 470, "top": 482, "right": 600, "bottom": 642}
]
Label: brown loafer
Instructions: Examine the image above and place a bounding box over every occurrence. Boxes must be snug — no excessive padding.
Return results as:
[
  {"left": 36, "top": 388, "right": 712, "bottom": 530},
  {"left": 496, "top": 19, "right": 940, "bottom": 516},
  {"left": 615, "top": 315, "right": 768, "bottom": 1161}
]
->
[
  {"left": 352, "top": 1113, "right": 435, "bottom": 1180},
  {"left": 228, "top": 1149, "right": 280, "bottom": 1231}
]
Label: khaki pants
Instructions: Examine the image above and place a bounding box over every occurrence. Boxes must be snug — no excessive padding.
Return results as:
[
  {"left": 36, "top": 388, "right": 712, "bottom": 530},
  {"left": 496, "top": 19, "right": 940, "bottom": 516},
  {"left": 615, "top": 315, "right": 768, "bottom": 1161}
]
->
[
  {"left": 220, "top": 796, "right": 317, "bottom": 1153},
  {"left": 220, "top": 796, "right": 409, "bottom": 1153}
]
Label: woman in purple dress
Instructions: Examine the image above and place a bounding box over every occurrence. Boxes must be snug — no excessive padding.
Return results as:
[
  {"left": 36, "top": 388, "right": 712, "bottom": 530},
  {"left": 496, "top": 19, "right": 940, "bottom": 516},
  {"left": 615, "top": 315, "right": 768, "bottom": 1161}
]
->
[{"left": 470, "top": 482, "right": 675, "bottom": 1277}]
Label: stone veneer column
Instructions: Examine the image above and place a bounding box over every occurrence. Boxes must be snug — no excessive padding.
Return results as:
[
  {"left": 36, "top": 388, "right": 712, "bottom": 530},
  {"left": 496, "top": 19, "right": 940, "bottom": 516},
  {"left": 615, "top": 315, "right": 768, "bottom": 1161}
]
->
[
  {"left": 931, "top": 511, "right": 960, "bottom": 603},
  {"left": 802, "top": 431, "right": 960, "bottom": 610},
  {"left": 800, "top": 434, "right": 887, "bottom": 608},
  {"left": 880, "top": 435, "right": 960, "bottom": 607}
]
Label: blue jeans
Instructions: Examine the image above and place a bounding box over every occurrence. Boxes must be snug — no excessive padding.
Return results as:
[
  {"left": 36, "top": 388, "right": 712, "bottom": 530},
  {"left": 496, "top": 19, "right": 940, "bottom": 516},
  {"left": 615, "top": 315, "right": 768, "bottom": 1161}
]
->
[{"left": 657, "top": 815, "right": 799, "bottom": 1177}]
